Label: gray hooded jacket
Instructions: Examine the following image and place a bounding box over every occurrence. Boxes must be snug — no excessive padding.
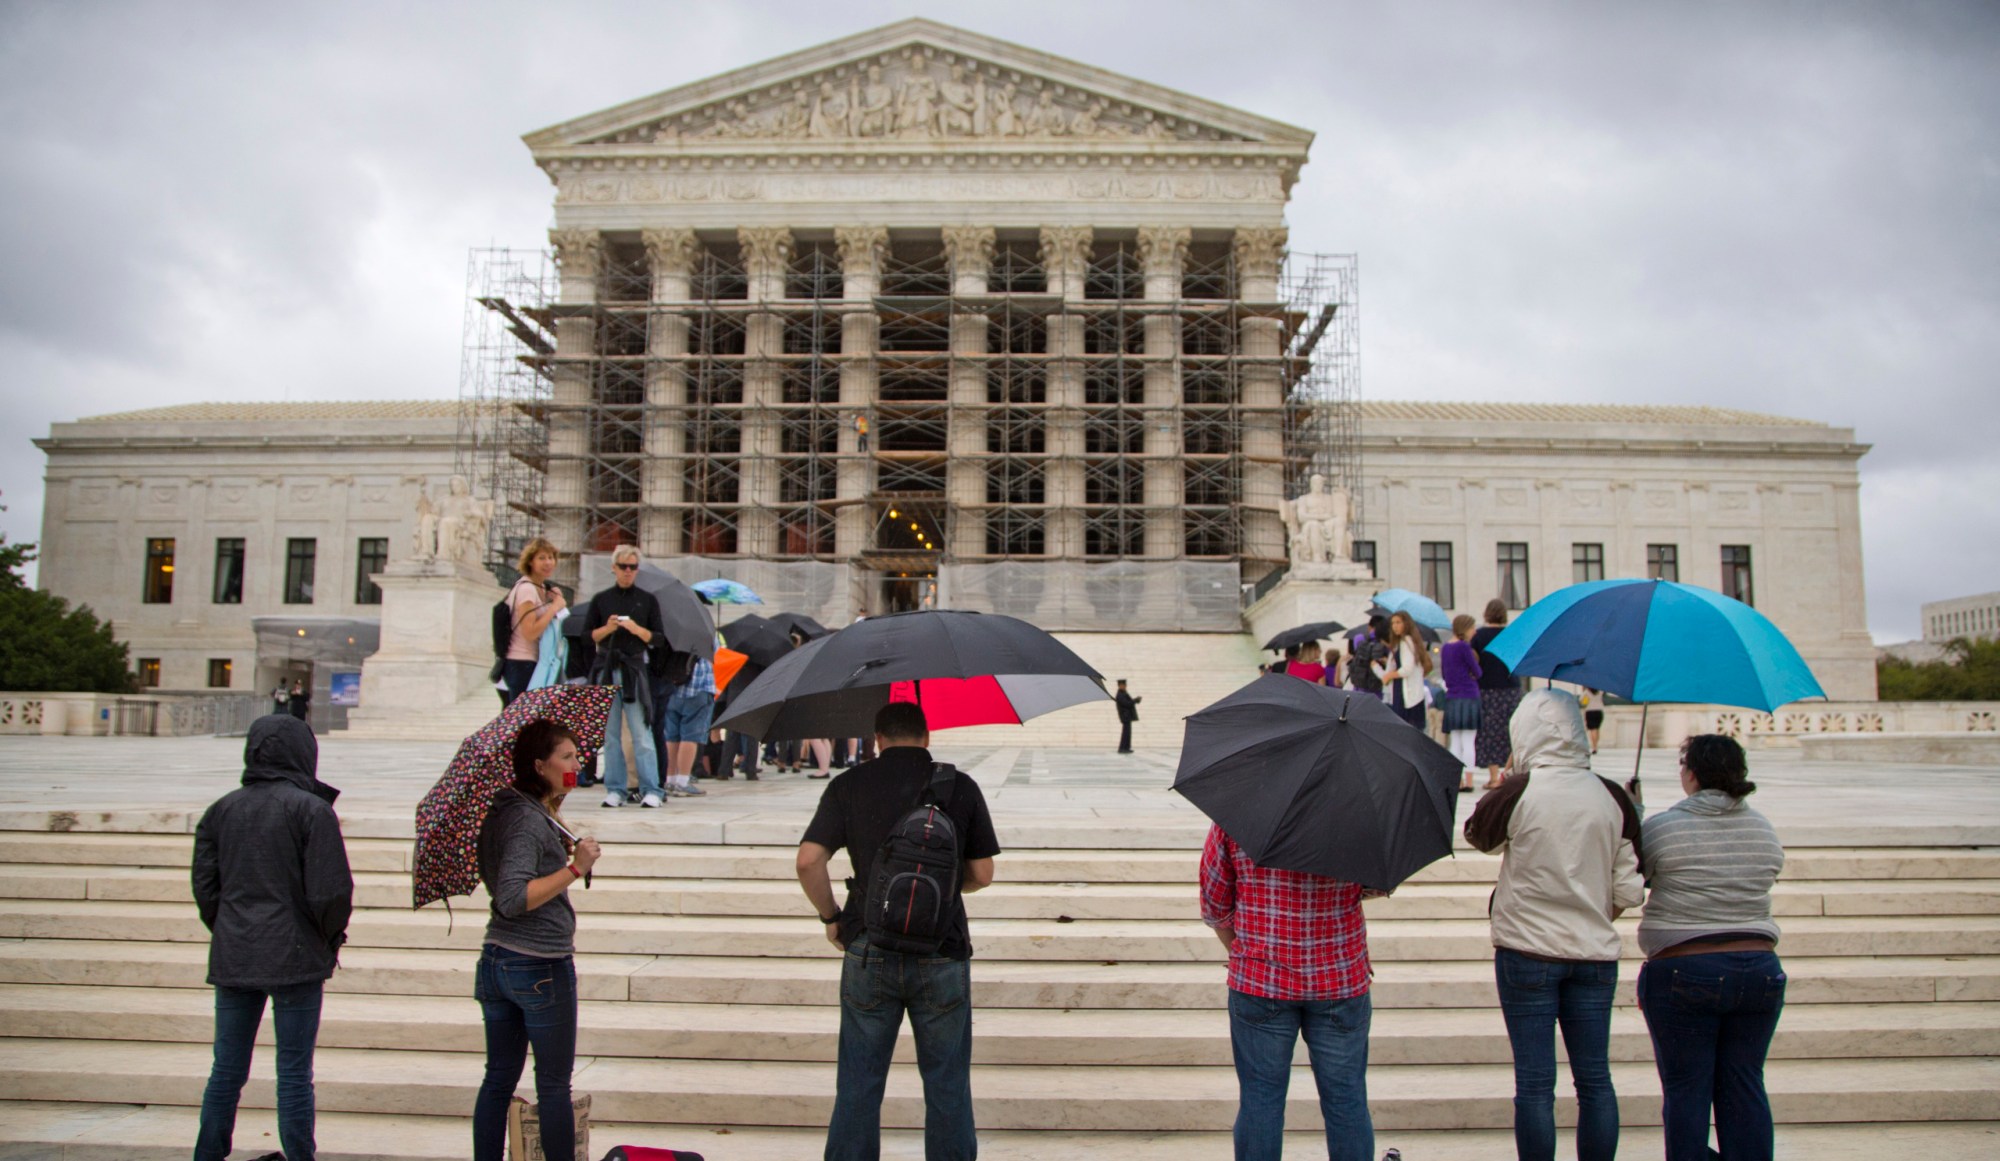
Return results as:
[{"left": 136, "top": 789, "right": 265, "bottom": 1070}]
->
[{"left": 191, "top": 714, "right": 354, "bottom": 989}]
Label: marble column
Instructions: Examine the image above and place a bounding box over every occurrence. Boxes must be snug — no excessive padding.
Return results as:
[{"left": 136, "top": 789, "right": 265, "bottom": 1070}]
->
[
  {"left": 1137, "top": 226, "right": 1189, "bottom": 559},
  {"left": 1235, "top": 226, "right": 1288, "bottom": 564},
  {"left": 737, "top": 226, "right": 794, "bottom": 557},
  {"left": 834, "top": 227, "right": 886, "bottom": 558},
  {"left": 641, "top": 228, "right": 699, "bottom": 557},
  {"left": 1040, "top": 227, "right": 1091, "bottom": 558},
  {"left": 943, "top": 227, "right": 995, "bottom": 554},
  {"left": 545, "top": 227, "right": 603, "bottom": 576}
]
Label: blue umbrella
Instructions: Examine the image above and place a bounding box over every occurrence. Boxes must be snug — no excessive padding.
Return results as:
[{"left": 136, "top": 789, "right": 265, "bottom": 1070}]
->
[
  {"left": 691, "top": 578, "right": 764, "bottom": 605},
  {"left": 1372, "top": 588, "right": 1453, "bottom": 632},
  {"left": 1484, "top": 578, "right": 1825, "bottom": 794}
]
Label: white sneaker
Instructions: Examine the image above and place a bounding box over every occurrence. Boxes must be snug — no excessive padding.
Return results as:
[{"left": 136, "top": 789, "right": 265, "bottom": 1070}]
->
[
  {"left": 640, "top": 792, "right": 663, "bottom": 808},
  {"left": 602, "top": 792, "right": 623, "bottom": 808}
]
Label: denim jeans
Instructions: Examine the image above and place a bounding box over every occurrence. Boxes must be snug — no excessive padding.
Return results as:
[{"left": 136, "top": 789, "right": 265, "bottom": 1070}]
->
[
  {"left": 1494, "top": 948, "right": 1620, "bottom": 1161},
  {"left": 1226, "top": 989, "right": 1374, "bottom": 1161},
  {"left": 500, "top": 659, "right": 538, "bottom": 708},
  {"left": 194, "top": 979, "right": 324, "bottom": 1161},
  {"left": 826, "top": 933, "right": 976, "bottom": 1161},
  {"left": 599, "top": 672, "right": 660, "bottom": 799},
  {"left": 1638, "top": 951, "right": 1786, "bottom": 1161},
  {"left": 472, "top": 945, "right": 578, "bottom": 1161}
]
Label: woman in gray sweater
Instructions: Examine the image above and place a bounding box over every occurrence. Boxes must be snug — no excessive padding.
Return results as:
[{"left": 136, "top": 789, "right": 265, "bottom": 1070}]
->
[
  {"left": 1637, "top": 734, "right": 1786, "bottom": 1161},
  {"left": 472, "top": 720, "right": 602, "bottom": 1161}
]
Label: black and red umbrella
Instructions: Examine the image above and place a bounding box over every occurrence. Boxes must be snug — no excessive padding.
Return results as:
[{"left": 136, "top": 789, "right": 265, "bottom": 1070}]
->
[
  {"left": 412, "top": 684, "right": 616, "bottom": 910},
  {"left": 712, "top": 609, "right": 1108, "bottom": 741}
]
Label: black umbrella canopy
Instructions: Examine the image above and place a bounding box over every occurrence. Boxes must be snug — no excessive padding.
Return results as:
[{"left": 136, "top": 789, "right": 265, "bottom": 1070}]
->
[
  {"left": 1174, "top": 674, "right": 1464, "bottom": 891},
  {"left": 714, "top": 609, "right": 1107, "bottom": 742},
  {"left": 1263, "top": 621, "right": 1348, "bottom": 653},
  {"left": 766, "top": 612, "right": 831, "bottom": 642},
  {"left": 720, "top": 613, "right": 798, "bottom": 669}
]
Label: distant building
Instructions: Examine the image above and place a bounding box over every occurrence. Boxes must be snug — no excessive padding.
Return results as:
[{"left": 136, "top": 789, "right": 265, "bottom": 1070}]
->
[{"left": 1924, "top": 591, "right": 2000, "bottom": 644}]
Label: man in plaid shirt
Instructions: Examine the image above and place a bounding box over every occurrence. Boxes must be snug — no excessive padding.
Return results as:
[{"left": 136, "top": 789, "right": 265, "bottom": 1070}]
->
[
  {"left": 1201, "top": 821, "right": 1376, "bottom": 1161},
  {"left": 655, "top": 652, "right": 716, "bottom": 799}
]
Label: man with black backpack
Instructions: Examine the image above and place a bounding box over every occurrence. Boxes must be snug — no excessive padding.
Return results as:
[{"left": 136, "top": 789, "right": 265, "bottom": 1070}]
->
[{"left": 794, "top": 702, "right": 1000, "bottom": 1161}]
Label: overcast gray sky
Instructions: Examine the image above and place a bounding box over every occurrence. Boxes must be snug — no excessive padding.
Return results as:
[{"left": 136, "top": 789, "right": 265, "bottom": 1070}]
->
[{"left": 2, "top": 1, "right": 1994, "bottom": 641}]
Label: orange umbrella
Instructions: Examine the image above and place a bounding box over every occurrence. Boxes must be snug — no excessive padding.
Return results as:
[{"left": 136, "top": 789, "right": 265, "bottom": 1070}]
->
[{"left": 712, "top": 647, "right": 749, "bottom": 697}]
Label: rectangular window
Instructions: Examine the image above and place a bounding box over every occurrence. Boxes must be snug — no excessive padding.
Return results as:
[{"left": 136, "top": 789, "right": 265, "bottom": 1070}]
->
[
  {"left": 1351, "top": 540, "right": 1377, "bottom": 578},
  {"left": 284, "top": 538, "right": 317, "bottom": 604},
  {"left": 1721, "top": 545, "right": 1754, "bottom": 606},
  {"left": 1646, "top": 543, "right": 1679, "bottom": 583},
  {"left": 142, "top": 538, "right": 175, "bottom": 604},
  {"left": 1572, "top": 542, "right": 1605, "bottom": 584},
  {"left": 354, "top": 537, "right": 388, "bottom": 605},
  {"left": 1498, "top": 542, "right": 1531, "bottom": 609},
  {"left": 137, "top": 658, "right": 161, "bottom": 688},
  {"left": 207, "top": 658, "right": 233, "bottom": 689},
  {"left": 212, "top": 538, "right": 245, "bottom": 604},
  {"left": 1420, "top": 541, "right": 1455, "bottom": 610}
]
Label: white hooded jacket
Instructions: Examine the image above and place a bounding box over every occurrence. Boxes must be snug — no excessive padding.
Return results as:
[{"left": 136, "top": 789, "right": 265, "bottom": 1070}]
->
[{"left": 1466, "top": 689, "right": 1644, "bottom": 962}]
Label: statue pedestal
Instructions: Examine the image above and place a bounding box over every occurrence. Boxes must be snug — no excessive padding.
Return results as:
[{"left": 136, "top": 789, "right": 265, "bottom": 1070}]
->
[
  {"left": 1244, "top": 566, "right": 1380, "bottom": 653},
  {"left": 355, "top": 560, "right": 504, "bottom": 715}
]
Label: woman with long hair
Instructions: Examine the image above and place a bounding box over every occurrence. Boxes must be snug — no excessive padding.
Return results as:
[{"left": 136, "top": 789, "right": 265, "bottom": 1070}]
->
[
  {"left": 472, "top": 719, "right": 601, "bottom": 1161},
  {"left": 1373, "top": 611, "right": 1434, "bottom": 730},
  {"left": 1638, "top": 735, "right": 1787, "bottom": 1161},
  {"left": 502, "top": 539, "right": 566, "bottom": 707},
  {"left": 1472, "top": 598, "right": 1520, "bottom": 789}
]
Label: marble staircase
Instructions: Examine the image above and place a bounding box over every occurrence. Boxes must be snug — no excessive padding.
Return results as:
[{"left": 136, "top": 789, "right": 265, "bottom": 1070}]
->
[{"left": 0, "top": 815, "right": 1997, "bottom": 1157}]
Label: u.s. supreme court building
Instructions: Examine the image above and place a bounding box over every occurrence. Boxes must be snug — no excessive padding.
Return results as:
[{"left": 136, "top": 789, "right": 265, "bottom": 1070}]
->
[{"left": 31, "top": 20, "right": 1878, "bottom": 723}]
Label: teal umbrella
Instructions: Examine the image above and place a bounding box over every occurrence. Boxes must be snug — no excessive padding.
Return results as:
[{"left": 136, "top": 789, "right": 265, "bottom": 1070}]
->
[
  {"left": 1372, "top": 588, "right": 1453, "bottom": 632},
  {"left": 691, "top": 578, "right": 763, "bottom": 605}
]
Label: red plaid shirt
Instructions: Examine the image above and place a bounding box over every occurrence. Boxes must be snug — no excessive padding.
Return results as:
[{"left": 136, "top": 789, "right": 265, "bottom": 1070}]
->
[{"left": 1199, "top": 823, "right": 1371, "bottom": 1001}]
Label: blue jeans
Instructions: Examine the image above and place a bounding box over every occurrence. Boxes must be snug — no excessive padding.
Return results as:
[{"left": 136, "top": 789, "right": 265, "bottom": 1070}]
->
[
  {"left": 1494, "top": 948, "right": 1620, "bottom": 1161},
  {"left": 500, "top": 659, "right": 538, "bottom": 708},
  {"left": 1226, "top": 989, "right": 1374, "bottom": 1161},
  {"left": 1638, "top": 951, "right": 1786, "bottom": 1161},
  {"left": 472, "top": 945, "right": 578, "bottom": 1161},
  {"left": 826, "top": 933, "right": 976, "bottom": 1161},
  {"left": 194, "top": 979, "right": 323, "bottom": 1161},
  {"left": 599, "top": 672, "right": 660, "bottom": 799}
]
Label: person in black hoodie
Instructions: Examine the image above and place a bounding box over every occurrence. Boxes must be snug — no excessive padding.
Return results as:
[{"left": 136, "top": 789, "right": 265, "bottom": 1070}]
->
[{"left": 191, "top": 713, "right": 353, "bottom": 1161}]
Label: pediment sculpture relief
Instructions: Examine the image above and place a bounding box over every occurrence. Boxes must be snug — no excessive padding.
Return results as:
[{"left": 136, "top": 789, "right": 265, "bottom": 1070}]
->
[{"left": 606, "top": 52, "right": 1240, "bottom": 146}]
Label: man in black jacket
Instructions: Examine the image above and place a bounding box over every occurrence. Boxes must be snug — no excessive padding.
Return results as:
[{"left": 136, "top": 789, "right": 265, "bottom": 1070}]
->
[
  {"left": 582, "top": 545, "right": 667, "bottom": 807},
  {"left": 1115, "top": 679, "right": 1141, "bottom": 753},
  {"left": 191, "top": 713, "right": 353, "bottom": 1161}
]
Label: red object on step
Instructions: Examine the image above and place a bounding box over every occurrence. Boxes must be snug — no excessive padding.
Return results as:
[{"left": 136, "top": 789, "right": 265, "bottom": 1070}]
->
[{"left": 599, "top": 1148, "right": 707, "bottom": 1161}]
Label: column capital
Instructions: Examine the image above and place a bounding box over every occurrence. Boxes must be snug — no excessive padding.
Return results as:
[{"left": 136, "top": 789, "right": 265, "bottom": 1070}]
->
[
  {"left": 1231, "top": 226, "right": 1287, "bottom": 281},
  {"left": 834, "top": 226, "right": 889, "bottom": 277},
  {"left": 1039, "top": 226, "right": 1093, "bottom": 298},
  {"left": 548, "top": 228, "right": 605, "bottom": 280},
  {"left": 641, "top": 227, "right": 700, "bottom": 276},
  {"left": 737, "top": 226, "right": 795, "bottom": 276},
  {"left": 1136, "top": 225, "right": 1191, "bottom": 274},
  {"left": 941, "top": 225, "right": 996, "bottom": 269}
]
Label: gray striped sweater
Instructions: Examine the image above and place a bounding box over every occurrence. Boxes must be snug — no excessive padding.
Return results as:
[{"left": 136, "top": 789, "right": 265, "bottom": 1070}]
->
[{"left": 1638, "top": 789, "right": 1785, "bottom": 957}]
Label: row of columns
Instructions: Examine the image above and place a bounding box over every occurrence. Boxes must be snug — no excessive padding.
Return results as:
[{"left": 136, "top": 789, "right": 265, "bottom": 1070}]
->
[{"left": 539, "top": 223, "right": 1292, "bottom": 568}]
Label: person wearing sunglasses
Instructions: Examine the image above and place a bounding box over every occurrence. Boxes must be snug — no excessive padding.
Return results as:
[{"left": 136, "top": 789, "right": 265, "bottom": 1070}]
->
[{"left": 583, "top": 545, "right": 666, "bottom": 808}]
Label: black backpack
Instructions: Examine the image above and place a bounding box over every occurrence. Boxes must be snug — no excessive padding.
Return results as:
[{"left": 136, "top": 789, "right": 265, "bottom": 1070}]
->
[
  {"left": 1347, "top": 635, "right": 1385, "bottom": 693},
  {"left": 490, "top": 598, "right": 513, "bottom": 661},
  {"left": 652, "top": 646, "right": 697, "bottom": 689},
  {"left": 862, "top": 763, "right": 964, "bottom": 955}
]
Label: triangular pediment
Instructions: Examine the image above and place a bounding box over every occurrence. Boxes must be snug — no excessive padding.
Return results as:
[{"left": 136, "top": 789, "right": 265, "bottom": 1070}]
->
[{"left": 524, "top": 19, "right": 1311, "bottom": 152}]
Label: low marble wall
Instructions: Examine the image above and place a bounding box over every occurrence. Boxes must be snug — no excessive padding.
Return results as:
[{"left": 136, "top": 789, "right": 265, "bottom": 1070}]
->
[
  {"left": 1599, "top": 700, "right": 2000, "bottom": 751},
  {"left": 1799, "top": 732, "right": 2000, "bottom": 766}
]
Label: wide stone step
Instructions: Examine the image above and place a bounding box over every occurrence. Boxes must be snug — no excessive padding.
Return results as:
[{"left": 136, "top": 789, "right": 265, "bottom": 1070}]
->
[
  {"left": 7, "top": 898, "right": 1999, "bottom": 962},
  {"left": 7, "top": 984, "right": 1996, "bottom": 1067},
  {"left": 3, "top": 1038, "right": 1996, "bottom": 1131},
  {"left": 5, "top": 939, "right": 1997, "bottom": 1010},
  {"left": 14, "top": 863, "right": 2000, "bottom": 923},
  {"left": 4, "top": 1101, "right": 1997, "bottom": 1161}
]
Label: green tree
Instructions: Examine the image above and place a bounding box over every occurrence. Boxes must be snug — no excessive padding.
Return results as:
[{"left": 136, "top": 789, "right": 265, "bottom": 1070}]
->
[
  {"left": 0, "top": 539, "right": 137, "bottom": 693},
  {"left": 1877, "top": 638, "right": 2000, "bottom": 701}
]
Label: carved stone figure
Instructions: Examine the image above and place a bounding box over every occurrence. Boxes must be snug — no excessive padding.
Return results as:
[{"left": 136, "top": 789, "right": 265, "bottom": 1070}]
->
[
  {"left": 854, "top": 65, "right": 895, "bottom": 137},
  {"left": 808, "top": 80, "right": 851, "bottom": 138},
  {"left": 777, "top": 91, "right": 812, "bottom": 137},
  {"left": 990, "top": 82, "right": 1021, "bottom": 137},
  {"left": 939, "top": 64, "right": 980, "bottom": 136},
  {"left": 1070, "top": 100, "right": 1105, "bottom": 137},
  {"left": 411, "top": 486, "right": 440, "bottom": 561},
  {"left": 1024, "top": 90, "right": 1066, "bottom": 136},
  {"left": 1280, "top": 474, "right": 1353, "bottom": 567},
  {"left": 434, "top": 476, "right": 494, "bottom": 567},
  {"left": 896, "top": 71, "right": 938, "bottom": 137}
]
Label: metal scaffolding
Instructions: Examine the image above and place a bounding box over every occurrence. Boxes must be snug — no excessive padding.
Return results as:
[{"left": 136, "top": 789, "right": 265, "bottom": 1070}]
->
[{"left": 457, "top": 232, "right": 1359, "bottom": 618}]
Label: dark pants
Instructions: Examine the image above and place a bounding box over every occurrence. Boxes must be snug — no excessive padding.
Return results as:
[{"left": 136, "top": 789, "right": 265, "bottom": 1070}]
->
[
  {"left": 1639, "top": 951, "right": 1787, "bottom": 1161},
  {"left": 500, "top": 659, "right": 537, "bottom": 708},
  {"left": 730, "top": 730, "right": 760, "bottom": 775},
  {"left": 826, "top": 934, "right": 976, "bottom": 1161},
  {"left": 194, "top": 979, "right": 324, "bottom": 1161},
  {"left": 1226, "top": 989, "right": 1374, "bottom": 1161},
  {"left": 1494, "top": 948, "right": 1620, "bottom": 1161},
  {"left": 473, "top": 945, "right": 578, "bottom": 1161},
  {"left": 1117, "top": 721, "right": 1133, "bottom": 752}
]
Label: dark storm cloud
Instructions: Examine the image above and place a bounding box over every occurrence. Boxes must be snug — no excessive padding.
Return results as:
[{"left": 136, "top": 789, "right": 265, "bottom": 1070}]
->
[{"left": 2, "top": 0, "right": 1994, "bottom": 639}]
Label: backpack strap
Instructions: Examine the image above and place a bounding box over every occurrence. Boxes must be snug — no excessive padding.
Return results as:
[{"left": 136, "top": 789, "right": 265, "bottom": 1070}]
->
[{"left": 925, "top": 762, "right": 958, "bottom": 809}]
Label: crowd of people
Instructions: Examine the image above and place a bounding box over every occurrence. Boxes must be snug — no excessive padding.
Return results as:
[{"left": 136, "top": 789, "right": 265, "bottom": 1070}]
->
[{"left": 186, "top": 572, "right": 1790, "bottom": 1161}]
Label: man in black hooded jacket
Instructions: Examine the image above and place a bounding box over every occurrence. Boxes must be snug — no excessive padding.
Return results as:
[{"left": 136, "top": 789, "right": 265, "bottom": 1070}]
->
[{"left": 191, "top": 713, "right": 353, "bottom": 1161}]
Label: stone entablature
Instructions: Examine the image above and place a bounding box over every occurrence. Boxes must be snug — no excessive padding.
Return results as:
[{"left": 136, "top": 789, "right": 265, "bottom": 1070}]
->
[{"left": 524, "top": 19, "right": 1310, "bottom": 230}]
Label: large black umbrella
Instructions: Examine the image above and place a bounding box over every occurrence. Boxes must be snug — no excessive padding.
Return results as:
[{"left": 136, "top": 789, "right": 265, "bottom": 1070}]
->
[
  {"left": 714, "top": 609, "right": 1108, "bottom": 742},
  {"left": 720, "top": 613, "right": 798, "bottom": 669},
  {"left": 766, "top": 612, "right": 831, "bottom": 643},
  {"left": 1262, "top": 621, "right": 1348, "bottom": 653},
  {"left": 564, "top": 565, "right": 715, "bottom": 660},
  {"left": 1174, "top": 673, "right": 1463, "bottom": 891}
]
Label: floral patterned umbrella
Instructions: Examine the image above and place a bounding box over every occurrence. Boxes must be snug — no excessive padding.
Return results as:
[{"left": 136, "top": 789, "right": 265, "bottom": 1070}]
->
[{"left": 412, "top": 684, "right": 616, "bottom": 909}]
